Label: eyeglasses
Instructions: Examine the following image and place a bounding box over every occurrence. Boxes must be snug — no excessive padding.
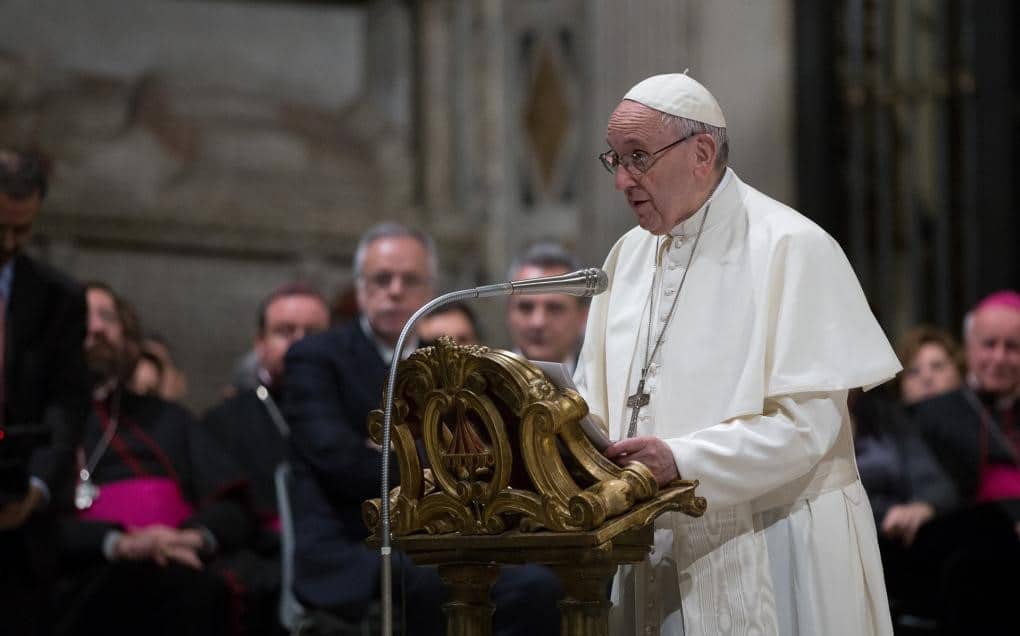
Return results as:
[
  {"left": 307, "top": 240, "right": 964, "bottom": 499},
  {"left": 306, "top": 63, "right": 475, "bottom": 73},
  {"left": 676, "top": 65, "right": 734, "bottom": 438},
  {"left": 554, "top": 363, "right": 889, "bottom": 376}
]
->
[
  {"left": 598, "top": 132, "right": 697, "bottom": 176},
  {"left": 360, "top": 271, "right": 430, "bottom": 293}
]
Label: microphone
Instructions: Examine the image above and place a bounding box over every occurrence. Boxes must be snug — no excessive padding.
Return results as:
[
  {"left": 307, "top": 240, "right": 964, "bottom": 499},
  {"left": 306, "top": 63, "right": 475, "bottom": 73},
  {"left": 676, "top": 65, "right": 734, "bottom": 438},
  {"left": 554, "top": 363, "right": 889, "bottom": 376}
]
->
[
  {"left": 473, "top": 267, "right": 609, "bottom": 299},
  {"left": 376, "top": 267, "right": 609, "bottom": 635}
]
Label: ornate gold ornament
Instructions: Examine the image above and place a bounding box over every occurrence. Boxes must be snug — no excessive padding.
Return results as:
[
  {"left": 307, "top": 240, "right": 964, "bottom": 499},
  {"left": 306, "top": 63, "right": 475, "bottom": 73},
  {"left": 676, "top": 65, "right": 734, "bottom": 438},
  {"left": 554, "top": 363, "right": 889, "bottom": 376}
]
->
[{"left": 363, "top": 337, "right": 706, "bottom": 539}]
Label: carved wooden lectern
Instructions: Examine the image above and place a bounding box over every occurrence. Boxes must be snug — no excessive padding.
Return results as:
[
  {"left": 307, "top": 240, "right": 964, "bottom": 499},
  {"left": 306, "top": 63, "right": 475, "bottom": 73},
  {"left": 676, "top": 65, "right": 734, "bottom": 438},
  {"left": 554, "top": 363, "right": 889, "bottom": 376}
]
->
[{"left": 363, "top": 338, "right": 706, "bottom": 636}]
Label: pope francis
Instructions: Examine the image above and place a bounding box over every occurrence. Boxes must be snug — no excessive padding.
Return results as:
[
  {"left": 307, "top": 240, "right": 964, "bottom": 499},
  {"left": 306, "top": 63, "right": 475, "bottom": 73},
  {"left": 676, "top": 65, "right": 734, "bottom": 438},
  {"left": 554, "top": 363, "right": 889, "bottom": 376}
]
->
[{"left": 575, "top": 73, "right": 901, "bottom": 635}]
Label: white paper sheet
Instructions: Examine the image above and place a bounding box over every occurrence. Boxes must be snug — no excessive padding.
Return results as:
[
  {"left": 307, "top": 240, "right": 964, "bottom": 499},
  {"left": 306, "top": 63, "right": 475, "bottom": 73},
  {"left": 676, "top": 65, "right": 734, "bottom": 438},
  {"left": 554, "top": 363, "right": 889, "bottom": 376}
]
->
[{"left": 531, "top": 360, "right": 612, "bottom": 451}]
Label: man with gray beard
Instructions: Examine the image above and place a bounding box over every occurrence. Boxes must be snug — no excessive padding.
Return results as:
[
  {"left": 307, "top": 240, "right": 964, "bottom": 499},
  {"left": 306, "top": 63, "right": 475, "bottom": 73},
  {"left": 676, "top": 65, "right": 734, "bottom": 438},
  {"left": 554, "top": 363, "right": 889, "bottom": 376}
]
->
[{"left": 54, "top": 283, "right": 261, "bottom": 636}]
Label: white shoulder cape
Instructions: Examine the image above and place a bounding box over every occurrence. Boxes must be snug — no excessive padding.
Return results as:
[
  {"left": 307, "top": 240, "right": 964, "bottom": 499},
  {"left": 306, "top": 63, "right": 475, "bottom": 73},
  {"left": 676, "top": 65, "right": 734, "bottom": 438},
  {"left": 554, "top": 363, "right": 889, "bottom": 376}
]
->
[{"left": 576, "top": 169, "right": 900, "bottom": 440}]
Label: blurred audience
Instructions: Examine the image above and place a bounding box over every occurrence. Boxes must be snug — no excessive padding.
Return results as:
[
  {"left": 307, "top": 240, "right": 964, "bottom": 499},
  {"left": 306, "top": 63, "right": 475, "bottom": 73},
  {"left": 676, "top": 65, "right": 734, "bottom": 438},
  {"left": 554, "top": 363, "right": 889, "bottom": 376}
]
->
[
  {"left": 282, "top": 222, "right": 563, "bottom": 634},
  {"left": 0, "top": 147, "right": 91, "bottom": 636},
  {"left": 907, "top": 291, "right": 1020, "bottom": 634},
  {"left": 54, "top": 282, "right": 263, "bottom": 636},
  {"left": 506, "top": 242, "right": 588, "bottom": 372},
  {"left": 418, "top": 300, "right": 480, "bottom": 345},
  {"left": 201, "top": 282, "right": 331, "bottom": 633},
  {"left": 913, "top": 291, "right": 1020, "bottom": 515}
]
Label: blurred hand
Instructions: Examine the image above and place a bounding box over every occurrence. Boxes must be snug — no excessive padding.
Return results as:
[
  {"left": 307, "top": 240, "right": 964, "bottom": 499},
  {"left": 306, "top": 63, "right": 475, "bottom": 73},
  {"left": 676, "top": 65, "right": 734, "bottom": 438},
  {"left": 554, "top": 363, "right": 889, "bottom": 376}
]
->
[
  {"left": 113, "top": 525, "right": 206, "bottom": 570},
  {"left": 0, "top": 484, "right": 43, "bottom": 530},
  {"left": 604, "top": 436, "right": 679, "bottom": 486},
  {"left": 158, "top": 528, "right": 206, "bottom": 569},
  {"left": 881, "top": 501, "right": 935, "bottom": 546}
]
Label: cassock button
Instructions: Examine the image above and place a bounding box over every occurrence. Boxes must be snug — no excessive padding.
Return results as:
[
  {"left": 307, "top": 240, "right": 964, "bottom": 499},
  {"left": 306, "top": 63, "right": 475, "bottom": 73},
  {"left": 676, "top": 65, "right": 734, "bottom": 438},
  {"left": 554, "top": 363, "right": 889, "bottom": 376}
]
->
[
  {"left": 664, "top": 287, "right": 676, "bottom": 297},
  {"left": 673, "top": 237, "right": 684, "bottom": 248},
  {"left": 667, "top": 262, "right": 679, "bottom": 270}
]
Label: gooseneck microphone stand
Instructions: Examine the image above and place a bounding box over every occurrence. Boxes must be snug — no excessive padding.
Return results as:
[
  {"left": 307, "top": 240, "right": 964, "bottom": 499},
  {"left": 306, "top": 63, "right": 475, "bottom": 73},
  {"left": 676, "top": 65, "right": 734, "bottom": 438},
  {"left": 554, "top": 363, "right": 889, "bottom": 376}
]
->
[{"left": 378, "top": 268, "right": 607, "bottom": 636}]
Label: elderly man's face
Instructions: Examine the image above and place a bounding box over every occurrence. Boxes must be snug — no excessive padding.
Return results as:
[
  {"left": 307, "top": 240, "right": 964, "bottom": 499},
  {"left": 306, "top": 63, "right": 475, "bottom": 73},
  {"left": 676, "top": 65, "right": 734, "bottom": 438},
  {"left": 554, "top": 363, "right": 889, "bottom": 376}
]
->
[
  {"left": 606, "top": 101, "right": 715, "bottom": 235},
  {"left": 0, "top": 191, "right": 40, "bottom": 265},
  {"left": 966, "top": 305, "right": 1020, "bottom": 396},
  {"left": 356, "top": 236, "right": 434, "bottom": 347},
  {"left": 506, "top": 264, "right": 588, "bottom": 364}
]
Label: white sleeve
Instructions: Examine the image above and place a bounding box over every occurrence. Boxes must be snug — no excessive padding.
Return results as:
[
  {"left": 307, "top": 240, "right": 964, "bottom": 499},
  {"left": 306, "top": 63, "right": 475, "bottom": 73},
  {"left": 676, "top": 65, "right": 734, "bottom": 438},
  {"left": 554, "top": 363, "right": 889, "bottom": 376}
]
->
[{"left": 666, "top": 391, "right": 846, "bottom": 508}]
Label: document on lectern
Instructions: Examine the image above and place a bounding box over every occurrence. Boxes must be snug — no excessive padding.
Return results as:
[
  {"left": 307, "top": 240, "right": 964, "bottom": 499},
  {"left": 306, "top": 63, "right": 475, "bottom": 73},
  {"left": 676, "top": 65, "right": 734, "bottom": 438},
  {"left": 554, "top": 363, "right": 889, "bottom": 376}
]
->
[{"left": 531, "top": 361, "right": 612, "bottom": 452}]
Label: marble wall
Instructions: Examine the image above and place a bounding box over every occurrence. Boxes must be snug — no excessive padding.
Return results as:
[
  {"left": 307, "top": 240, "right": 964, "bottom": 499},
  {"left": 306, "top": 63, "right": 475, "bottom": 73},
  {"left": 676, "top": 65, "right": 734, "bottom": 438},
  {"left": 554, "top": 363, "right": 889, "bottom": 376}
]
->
[{"left": 0, "top": 0, "right": 420, "bottom": 409}]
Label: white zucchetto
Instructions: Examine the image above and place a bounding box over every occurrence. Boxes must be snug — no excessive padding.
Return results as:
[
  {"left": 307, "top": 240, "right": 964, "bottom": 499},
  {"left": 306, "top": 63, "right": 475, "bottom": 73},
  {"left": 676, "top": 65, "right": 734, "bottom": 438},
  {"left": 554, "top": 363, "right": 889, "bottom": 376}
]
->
[{"left": 623, "top": 73, "right": 727, "bottom": 129}]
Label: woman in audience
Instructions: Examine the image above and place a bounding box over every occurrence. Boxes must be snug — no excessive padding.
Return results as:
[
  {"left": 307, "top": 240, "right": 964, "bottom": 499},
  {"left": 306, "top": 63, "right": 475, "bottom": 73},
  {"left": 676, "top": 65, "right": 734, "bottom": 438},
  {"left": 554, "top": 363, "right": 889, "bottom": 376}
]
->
[{"left": 897, "top": 325, "right": 965, "bottom": 405}]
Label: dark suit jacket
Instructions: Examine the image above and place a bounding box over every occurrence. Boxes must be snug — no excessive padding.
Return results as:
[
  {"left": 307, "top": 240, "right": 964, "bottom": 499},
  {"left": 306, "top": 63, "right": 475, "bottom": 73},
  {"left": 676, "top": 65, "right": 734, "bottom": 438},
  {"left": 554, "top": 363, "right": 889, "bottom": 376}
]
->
[
  {"left": 853, "top": 392, "right": 959, "bottom": 526},
  {"left": 0, "top": 253, "right": 89, "bottom": 635},
  {"left": 911, "top": 387, "right": 1018, "bottom": 511},
  {"left": 282, "top": 319, "right": 399, "bottom": 611},
  {"left": 1, "top": 253, "right": 90, "bottom": 507},
  {"left": 202, "top": 388, "right": 287, "bottom": 523}
]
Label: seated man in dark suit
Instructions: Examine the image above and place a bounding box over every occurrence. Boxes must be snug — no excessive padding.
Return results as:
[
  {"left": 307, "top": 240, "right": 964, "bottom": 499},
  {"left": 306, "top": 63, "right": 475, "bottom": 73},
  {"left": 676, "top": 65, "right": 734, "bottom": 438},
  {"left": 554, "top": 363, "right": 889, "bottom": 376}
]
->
[
  {"left": 283, "top": 222, "right": 562, "bottom": 635},
  {"left": 201, "top": 281, "right": 331, "bottom": 634},
  {"left": 0, "top": 148, "right": 91, "bottom": 636}
]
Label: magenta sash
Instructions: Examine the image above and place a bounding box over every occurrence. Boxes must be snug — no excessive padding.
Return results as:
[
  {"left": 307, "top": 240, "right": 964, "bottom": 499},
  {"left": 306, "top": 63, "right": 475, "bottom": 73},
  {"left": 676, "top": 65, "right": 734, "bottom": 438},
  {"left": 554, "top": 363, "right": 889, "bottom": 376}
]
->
[
  {"left": 77, "top": 476, "right": 195, "bottom": 528},
  {"left": 976, "top": 464, "right": 1020, "bottom": 503}
]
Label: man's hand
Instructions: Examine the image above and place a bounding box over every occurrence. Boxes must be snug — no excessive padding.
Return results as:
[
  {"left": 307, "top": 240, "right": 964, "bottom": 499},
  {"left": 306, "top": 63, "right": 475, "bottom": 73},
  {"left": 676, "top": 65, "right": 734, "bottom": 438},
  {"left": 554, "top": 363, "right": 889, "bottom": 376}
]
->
[
  {"left": 112, "top": 525, "right": 206, "bottom": 570},
  {"left": 604, "top": 436, "right": 679, "bottom": 486},
  {"left": 881, "top": 501, "right": 934, "bottom": 546},
  {"left": 0, "top": 484, "right": 44, "bottom": 530}
]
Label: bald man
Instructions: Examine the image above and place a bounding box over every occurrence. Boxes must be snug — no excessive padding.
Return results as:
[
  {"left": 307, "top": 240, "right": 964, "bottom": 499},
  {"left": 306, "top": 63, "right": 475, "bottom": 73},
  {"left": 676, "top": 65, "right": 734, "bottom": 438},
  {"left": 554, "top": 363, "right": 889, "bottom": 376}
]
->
[{"left": 914, "top": 291, "right": 1020, "bottom": 512}]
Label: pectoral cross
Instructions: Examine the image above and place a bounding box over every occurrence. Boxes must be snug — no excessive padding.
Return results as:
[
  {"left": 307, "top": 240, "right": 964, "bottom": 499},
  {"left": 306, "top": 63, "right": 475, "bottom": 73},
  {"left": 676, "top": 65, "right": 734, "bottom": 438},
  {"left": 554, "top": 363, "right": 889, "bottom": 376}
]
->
[{"left": 626, "top": 376, "right": 650, "bottom": 438}]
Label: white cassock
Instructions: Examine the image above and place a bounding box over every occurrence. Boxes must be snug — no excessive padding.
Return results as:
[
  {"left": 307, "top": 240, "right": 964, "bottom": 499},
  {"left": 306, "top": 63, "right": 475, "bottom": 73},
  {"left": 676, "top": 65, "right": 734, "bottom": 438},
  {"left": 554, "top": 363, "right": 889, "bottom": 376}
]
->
[{"left": 574, "top": 168, "right": 901, "bottom": 636}]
